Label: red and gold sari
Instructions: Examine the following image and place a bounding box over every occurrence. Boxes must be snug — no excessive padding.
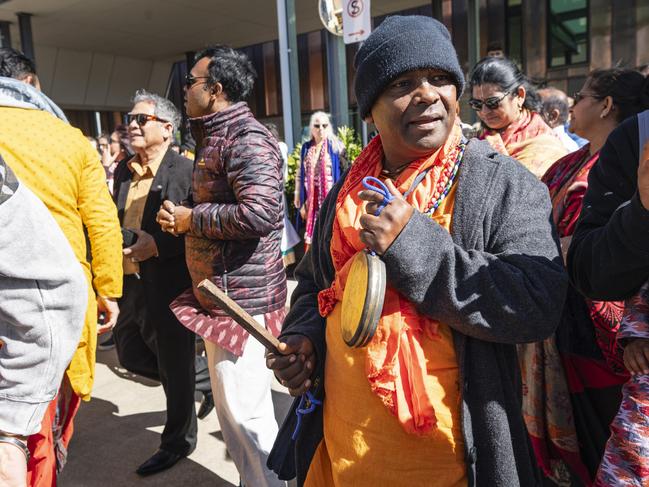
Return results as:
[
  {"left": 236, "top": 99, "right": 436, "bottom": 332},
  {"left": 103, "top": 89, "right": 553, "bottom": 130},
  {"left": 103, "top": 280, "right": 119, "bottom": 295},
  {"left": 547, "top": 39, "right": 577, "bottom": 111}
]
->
[{"left": 519, "top": 147, "right": 628, "bottom": 486}]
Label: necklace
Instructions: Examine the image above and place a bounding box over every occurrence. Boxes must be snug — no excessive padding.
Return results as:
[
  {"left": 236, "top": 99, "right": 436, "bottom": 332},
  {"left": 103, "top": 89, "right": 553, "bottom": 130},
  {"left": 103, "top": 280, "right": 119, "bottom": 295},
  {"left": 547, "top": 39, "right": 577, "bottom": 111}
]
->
[
  {"left": 380, "top": 160, "right": 412, "bottom": 179},
  {"left": 377, "top": 141, "right": 466, "bottom": 213},
  {"left": 423, "top": 142, "right": 466, "bottom": 216}
]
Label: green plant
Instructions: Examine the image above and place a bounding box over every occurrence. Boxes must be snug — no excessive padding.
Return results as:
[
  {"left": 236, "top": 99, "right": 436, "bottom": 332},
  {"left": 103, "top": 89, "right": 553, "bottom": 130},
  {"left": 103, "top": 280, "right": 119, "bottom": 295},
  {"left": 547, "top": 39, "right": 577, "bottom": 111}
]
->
[
  {"left": 337, "top": 125, "right": 362, "bottom": 165},
  {"left": 285, "top": 142, "right": 302, "bottom": 221}
]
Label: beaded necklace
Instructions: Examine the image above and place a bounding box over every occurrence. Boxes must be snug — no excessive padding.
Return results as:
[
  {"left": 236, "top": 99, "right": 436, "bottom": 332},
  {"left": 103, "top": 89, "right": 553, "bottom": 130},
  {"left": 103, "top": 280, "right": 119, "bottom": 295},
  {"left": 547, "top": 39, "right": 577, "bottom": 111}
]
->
[{"left": 423, "top": 141, "right": 466, "bottom": 216}]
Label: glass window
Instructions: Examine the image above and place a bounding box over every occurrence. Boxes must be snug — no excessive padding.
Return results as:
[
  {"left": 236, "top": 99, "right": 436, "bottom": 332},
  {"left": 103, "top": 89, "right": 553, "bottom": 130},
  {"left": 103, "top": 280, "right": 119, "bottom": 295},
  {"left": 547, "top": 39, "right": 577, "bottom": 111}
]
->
[
  {"left": 548, "top": 0, "right": 589, "bottom": 67},
  {"left": 506, "top": 0, "right": 523, "bottom": 65}
]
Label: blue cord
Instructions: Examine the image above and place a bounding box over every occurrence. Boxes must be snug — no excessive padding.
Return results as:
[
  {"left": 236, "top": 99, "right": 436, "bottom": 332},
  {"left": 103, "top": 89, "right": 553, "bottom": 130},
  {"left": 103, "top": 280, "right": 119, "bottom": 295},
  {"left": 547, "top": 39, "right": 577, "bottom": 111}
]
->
[
  {"left": 362, "top": 176, "right": 394, "bottom": 216},
  {"left": 291, "top": 178, "right": 392, "bottom": 440},
  {"left": 292, "top": 390, "right": 323, "bottom": 441}
]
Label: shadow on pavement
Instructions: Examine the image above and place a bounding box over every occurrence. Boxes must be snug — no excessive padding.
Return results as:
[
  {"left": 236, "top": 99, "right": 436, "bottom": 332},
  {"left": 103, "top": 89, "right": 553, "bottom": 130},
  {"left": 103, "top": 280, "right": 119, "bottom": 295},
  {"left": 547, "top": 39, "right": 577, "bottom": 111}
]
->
[
  {"left": 96, "top": 348, "right": 161, "bottom": 387},
  {"left": 59, "top": 396, "right": 235, "bottom": 487}
]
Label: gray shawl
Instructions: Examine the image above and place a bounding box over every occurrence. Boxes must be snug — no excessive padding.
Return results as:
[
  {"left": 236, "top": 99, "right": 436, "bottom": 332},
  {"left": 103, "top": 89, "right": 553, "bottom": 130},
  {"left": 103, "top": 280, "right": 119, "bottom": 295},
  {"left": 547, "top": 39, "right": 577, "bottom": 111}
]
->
[{"left": 0, "top": 76, "right": 68, "bottom": 122}]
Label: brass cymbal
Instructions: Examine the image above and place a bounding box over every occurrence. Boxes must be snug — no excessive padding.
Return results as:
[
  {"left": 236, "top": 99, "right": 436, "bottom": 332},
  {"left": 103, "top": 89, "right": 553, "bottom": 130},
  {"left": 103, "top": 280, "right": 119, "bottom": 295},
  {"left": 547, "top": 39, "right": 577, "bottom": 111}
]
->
[{"left": 341, "top": 250, "right": 386, "bottom": 348}]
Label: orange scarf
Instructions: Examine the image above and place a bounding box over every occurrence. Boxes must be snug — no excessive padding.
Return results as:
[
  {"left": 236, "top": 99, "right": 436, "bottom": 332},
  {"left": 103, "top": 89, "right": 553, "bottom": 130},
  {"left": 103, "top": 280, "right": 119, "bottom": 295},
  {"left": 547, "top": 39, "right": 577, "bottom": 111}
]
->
[
  {"left": 480, "top": 110, "right": 566, "bottom": 178},
  {"left": 317, "top": 124, "right": 463, "bottom": 435}
]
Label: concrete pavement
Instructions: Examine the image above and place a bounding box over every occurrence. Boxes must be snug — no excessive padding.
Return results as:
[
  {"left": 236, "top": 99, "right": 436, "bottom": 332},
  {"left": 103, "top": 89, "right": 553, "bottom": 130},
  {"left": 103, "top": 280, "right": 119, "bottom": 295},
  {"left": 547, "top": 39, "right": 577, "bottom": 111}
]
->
[{"left": 60, "top": 281, "right": 298, "bottom": 487}]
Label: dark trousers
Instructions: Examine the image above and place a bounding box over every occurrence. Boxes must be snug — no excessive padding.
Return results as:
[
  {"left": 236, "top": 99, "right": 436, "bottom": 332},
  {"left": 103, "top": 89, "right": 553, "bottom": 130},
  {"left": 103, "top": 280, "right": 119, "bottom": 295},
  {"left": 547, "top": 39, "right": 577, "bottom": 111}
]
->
[
  {"left": 113, "top": 275, "right": 197, "bottom": 455},
  {"left": 195, "top": 354, "right": 211, "bottom": 394}
]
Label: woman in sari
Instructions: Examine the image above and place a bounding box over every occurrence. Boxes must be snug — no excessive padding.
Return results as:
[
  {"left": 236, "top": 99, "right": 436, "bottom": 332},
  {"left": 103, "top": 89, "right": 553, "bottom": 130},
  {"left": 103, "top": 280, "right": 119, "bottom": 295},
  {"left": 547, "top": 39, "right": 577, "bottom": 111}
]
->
[
  {"left": 469, "top": 56, "right": 567, "bottom": 178},
  {"left": 294, "top": 111, "right": 345, "bottom": 249},
  {"left": 530, "top": 68, "right": 649, "bottom": 485}
]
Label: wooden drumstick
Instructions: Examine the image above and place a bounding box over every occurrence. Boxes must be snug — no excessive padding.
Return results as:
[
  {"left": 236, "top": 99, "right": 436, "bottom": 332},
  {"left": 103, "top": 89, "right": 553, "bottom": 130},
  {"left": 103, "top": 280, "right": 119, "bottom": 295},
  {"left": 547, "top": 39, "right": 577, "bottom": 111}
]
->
[{"left": 197, "top": 279, "right": 281, "bottom": 354}]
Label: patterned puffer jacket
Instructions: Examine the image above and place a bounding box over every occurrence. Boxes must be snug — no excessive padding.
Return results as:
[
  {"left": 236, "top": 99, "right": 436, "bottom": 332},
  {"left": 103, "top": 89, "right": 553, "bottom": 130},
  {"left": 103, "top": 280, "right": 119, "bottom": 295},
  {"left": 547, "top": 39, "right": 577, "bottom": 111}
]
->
[{"left": 187, "top": 102, "right": 287, "bottom": 316}]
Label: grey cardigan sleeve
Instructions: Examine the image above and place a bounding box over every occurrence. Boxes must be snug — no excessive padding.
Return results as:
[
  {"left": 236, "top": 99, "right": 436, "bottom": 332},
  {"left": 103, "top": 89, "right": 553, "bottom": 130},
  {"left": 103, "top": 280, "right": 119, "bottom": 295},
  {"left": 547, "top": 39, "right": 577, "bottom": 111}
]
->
[
  {"left": 0, "top": 172, "right": 87, "bottom": 436},
  {"left": 383, "top": 164, "right": 567, "bottom": 344}
]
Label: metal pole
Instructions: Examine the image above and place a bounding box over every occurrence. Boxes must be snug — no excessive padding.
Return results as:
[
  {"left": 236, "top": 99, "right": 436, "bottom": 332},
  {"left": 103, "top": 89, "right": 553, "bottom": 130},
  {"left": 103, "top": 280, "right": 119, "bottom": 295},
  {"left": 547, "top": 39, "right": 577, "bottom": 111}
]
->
[
  {"left": 467, "top": 0, "right": 480, "bottom": 71},
  {"left": 276, "top": 0, "right": 302, "bottom": 149},
  {"left": 325, "top": 32, "right": 349, "bottom": 131},
  {"left": 0, "top": 22, "right": 11, "bottom": 48},
  {"left": 17, "top": 13, "right": 34, "bottom": 61},
  {"left": 467, "top": 0, "right": 480, "bottom": 123},
  {"left": 431, "top": 0, "right": 443, "bottom": 21},
  {"left": 94, "top": 111, "right": 102, "bottom": 137}
]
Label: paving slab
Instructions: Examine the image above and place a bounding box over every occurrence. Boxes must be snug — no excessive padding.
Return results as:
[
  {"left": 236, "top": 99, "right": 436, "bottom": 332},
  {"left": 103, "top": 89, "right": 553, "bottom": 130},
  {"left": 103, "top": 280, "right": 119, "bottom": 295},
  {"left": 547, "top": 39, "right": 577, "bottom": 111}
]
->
[{"left": 60, "top": 280, "right": 299, "bottom": 487}]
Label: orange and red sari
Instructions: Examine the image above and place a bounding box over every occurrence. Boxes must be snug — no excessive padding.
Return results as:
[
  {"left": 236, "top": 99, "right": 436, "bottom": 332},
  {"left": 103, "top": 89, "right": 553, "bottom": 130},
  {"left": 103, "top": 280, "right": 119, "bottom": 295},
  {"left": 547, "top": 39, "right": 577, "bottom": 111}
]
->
[
  {"left": 526, "top": 146, "right": 629, "bottom": 485},
  {"left": 480, "top": 110, "right": 567, "bottom": 178}
]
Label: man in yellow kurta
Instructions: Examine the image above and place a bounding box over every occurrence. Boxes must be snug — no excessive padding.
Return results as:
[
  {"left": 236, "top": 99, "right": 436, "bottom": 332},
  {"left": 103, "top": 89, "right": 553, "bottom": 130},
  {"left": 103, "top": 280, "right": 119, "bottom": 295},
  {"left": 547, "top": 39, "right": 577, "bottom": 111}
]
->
[{"left": 0, "top": 48, "right": 122, "bottom": 485}]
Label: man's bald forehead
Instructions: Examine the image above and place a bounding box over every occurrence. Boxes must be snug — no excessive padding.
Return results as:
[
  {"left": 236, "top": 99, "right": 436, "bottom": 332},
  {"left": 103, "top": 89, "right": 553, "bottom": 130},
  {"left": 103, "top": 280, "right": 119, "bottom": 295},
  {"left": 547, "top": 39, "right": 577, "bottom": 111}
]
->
[{"left": 539, "top": 87, "right": 568, "bottom": 102}]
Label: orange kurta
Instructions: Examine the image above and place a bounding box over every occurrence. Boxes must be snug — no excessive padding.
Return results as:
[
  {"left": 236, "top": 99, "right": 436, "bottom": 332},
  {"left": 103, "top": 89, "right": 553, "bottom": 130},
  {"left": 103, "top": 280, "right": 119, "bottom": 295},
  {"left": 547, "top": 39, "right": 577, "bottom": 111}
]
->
[{"left": 306, "top": 183, "right": 467, "bottom": 487}]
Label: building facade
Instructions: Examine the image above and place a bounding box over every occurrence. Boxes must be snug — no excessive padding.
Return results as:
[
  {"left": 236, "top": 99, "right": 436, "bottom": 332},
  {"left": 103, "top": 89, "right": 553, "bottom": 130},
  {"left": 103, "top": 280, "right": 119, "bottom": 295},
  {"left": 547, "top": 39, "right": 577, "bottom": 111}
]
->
[
  {"left": 1, "top": 0, "right": 646, "bottom": 142},
  {"left": 179, "top": 0, "right": 648, "bottom": 142}
]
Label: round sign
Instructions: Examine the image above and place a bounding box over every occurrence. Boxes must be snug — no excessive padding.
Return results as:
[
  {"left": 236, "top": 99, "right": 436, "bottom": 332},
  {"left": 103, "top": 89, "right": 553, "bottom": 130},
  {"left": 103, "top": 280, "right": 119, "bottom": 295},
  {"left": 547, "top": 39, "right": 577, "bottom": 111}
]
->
[{"left": 318, "top": 0, "right": 344, "bottom": 36}]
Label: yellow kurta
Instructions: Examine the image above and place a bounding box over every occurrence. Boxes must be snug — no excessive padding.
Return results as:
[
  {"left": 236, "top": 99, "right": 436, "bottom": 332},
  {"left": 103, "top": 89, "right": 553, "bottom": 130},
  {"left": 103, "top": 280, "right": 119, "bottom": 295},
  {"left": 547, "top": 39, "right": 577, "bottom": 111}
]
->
[
  {"left": 306, "top": 183, "right": 467, "bottom": 487},
  {"left": 0, "top": 107, "right": 123, "bottom": 399}
]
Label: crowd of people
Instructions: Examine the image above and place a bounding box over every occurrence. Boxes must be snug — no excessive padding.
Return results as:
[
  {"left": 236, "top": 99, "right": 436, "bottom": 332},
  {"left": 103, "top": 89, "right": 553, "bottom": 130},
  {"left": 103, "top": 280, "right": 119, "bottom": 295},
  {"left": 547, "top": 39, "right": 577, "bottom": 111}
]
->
[{"left": 1, "top": 12, "right": 649, "bottom": 487}]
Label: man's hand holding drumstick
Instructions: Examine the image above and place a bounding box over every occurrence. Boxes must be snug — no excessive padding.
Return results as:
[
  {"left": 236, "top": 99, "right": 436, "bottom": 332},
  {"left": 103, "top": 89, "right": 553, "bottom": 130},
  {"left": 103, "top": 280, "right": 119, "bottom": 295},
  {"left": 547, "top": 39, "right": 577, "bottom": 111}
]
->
[{"left": 266, "top": 336, "right": 316, "bottom": 397}]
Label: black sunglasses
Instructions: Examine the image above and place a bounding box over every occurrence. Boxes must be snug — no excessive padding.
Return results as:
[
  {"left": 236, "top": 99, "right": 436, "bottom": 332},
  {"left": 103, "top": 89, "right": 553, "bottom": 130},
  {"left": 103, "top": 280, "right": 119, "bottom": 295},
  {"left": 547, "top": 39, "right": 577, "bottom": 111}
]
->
[
  {"left": 573, "top": 91, "right": 600, "bottom": 105},
  {"left": 314, "top": 123, "right": 329, "bottom": 129},
  {"left": 185, "top": 73, "right": 210, "bottom": 87},
  {"left": 126, "top": 113, "right": 169, "bottom": 126},
  {"left": 469, "top": 91, "right": 511, "bottom": 111}
]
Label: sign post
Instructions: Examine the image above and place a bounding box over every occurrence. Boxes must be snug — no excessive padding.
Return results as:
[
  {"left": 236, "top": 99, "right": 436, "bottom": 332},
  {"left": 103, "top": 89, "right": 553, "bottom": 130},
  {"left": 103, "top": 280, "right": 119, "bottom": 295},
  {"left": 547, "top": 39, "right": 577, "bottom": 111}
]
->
[{"left": 342, "top": 0, "right": 371, "bottom": 45}]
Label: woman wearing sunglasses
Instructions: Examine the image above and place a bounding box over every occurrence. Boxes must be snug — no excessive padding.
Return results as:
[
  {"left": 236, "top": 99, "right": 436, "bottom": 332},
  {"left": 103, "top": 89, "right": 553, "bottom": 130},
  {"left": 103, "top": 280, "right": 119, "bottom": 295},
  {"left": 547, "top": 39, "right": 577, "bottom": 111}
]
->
[
  {"left": 469, "top": 56, "right": 567, "bottom": 178},
  {"left": 294, "top": 111, "right": 346, "bottom": 250},
  {"left": 527, "top": 68, "right": 649, "bottom": 485}
]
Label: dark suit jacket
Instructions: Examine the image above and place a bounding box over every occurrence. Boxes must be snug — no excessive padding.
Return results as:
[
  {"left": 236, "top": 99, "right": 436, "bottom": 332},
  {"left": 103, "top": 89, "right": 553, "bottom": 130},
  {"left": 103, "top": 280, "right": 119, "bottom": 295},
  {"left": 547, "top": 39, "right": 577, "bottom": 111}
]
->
[{"left": 113, "top": 148, "right": 193, "bottom": 303}]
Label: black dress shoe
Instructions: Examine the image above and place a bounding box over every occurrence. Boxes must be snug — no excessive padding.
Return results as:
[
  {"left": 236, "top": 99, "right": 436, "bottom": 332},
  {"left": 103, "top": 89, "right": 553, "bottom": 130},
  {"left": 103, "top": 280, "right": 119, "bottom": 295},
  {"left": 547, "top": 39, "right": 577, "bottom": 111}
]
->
[
  {"left": 197, "top": 391, "right": 214, "bottom": 420},
  {"left": 136, "top": 449, "right": 184, "bottom": 476}
]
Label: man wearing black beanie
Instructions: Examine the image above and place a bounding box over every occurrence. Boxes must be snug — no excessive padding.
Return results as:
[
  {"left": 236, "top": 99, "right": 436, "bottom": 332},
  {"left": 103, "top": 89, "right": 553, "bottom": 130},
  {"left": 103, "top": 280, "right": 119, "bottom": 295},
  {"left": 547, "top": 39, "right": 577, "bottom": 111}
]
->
[{"left": 267, "top": 15, "right": 566, "bottom": 487}]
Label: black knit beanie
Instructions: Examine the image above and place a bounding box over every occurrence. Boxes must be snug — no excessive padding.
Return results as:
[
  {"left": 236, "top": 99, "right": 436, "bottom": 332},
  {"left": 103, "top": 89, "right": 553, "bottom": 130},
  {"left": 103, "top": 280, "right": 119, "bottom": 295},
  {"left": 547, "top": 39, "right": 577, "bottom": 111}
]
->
[{"left": 353, "top": 15, "right": 465, "bottom": 119}]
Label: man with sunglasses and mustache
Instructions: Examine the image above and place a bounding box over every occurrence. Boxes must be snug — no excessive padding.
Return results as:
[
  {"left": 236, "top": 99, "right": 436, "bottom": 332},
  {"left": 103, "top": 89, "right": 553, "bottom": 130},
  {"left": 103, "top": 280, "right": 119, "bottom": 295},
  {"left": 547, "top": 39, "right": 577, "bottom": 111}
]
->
[
  {"left": 157, "top": 45, "right": 287, "bottom": 487},
  {"left": 111, "top": 90, "right": 202, "bottom": 476}
]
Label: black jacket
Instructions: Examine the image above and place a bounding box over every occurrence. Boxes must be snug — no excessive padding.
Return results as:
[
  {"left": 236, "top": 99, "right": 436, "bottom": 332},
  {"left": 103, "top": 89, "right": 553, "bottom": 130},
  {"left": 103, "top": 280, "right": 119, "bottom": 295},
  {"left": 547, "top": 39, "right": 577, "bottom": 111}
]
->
[
  {"left": 113, "top": 148, "right": 193, "bottom": 301},
  {"left": 269, "top": 139, "right": 567, "bottom": 487},
  {"left": 568, "top": 114, "right": 649, "bottom": 301}
]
